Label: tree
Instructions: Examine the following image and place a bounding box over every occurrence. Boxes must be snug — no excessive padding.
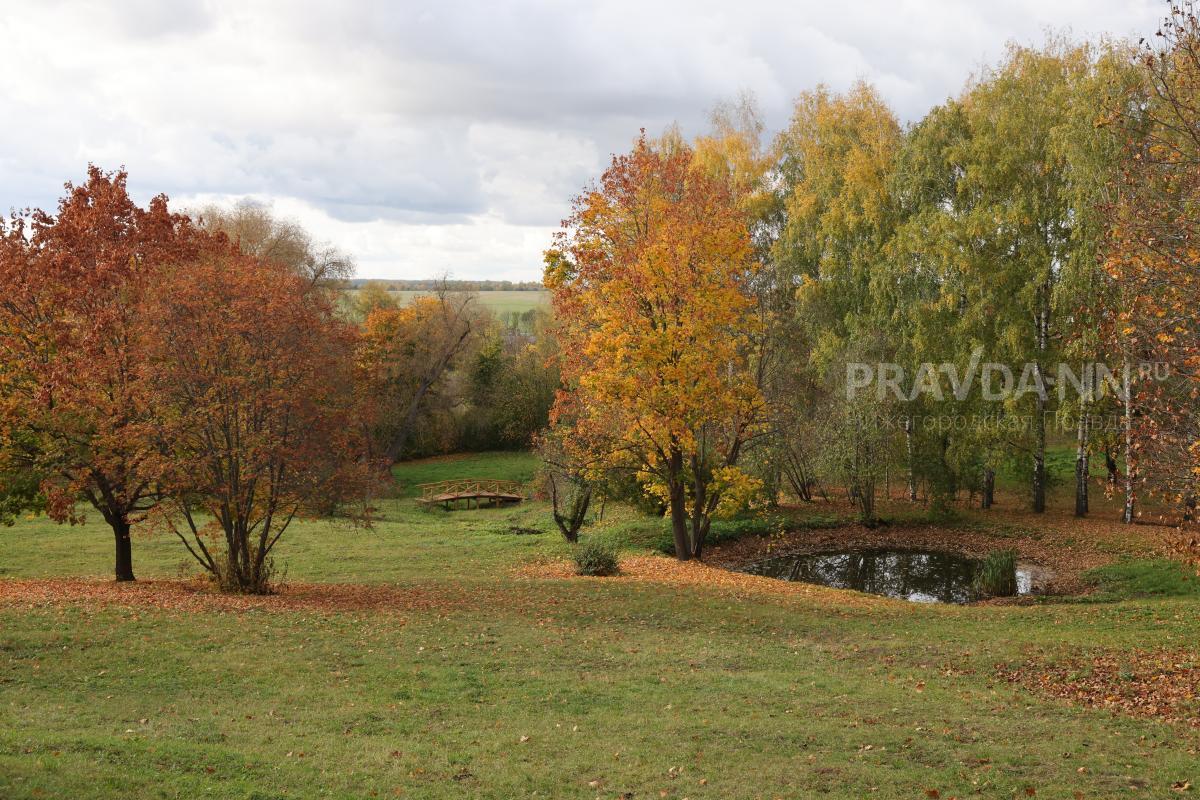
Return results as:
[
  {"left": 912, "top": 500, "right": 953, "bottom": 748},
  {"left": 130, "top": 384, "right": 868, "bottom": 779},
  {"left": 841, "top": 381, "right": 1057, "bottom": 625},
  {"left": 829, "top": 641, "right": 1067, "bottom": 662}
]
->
[
  {"left": 357, "top": 283, "right": 482, "bottom": 462},
  {"left": 462, "top": 309, "right": 559, "bottom": 450},
  {"left": 948, "top": 42, "right": 1114, "bottom": 513},
  {"left": 1106, "top": 2, "right": 1200, "bottom": 532},
  {"left": 1051, "top": 43, "right": 1141, "bottom": 517},
  {"left": 192, "top": 200, "right": 354, "bottom": 290},
  {"left": 352, "top": 282, "right": 400, "bottom": 321},
  {"left": 546, "top": 134, "right": 765, "bottom": 561},
  {"left": 535, "top": 426, "right": 595, "bottom": 543},
  {"left": 142, "top": 252, "right": 373, "bottom": 593},
  {"left": 888, "top": 98, "right": 994, "bottom": 510},
  {"left": 879, "top": 42, "right": 1127, "bottom": 515},
  {"left": 814, "top": 393, "right": 892, "bottom": 525},
  {"left": 773, "top": 81, "right": 902, "bottom": 322},
  {"left": 0, "top": 167, "right": 220, "bottom": 580},
  {"left": 770, "top": 82, "right": 905, "bottom": 513}
]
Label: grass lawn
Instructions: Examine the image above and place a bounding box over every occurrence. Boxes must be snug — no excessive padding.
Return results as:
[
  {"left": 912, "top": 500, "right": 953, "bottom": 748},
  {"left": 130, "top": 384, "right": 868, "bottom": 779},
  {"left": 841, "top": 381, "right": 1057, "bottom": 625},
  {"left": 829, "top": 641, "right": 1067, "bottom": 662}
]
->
[{"left": 3, "top": 452, "right": 1199, "bottom": 799}]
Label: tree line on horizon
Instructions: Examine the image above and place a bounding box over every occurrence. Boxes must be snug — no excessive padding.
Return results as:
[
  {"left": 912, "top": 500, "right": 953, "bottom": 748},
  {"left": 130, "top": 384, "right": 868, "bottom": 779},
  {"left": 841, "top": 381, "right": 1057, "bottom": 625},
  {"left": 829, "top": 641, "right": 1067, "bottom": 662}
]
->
[{"left": 348, "top": 278, "right": 545, "bottom": 292}]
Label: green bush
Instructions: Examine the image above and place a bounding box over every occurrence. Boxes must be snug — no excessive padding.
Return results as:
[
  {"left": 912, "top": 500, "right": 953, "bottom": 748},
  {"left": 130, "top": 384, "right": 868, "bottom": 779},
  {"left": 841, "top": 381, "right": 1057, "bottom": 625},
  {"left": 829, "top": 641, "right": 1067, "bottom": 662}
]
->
[
  {"left": 974, "top": 549, "right": 1018, "bottom": 597},
  {"left": 573, "top": 539, "right": 620, "bottom": 576}
]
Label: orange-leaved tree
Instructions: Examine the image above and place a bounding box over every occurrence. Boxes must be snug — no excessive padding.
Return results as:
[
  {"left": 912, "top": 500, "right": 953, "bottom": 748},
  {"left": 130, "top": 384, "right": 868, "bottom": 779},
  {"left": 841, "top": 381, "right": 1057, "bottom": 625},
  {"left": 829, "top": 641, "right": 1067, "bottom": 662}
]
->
[
  {"left": 1105, "top": 2, "right": 1200, "bottom": 531},
  {"left": 356, "top": 285, "right": 482, "bottom": 462},
  {"left": 545, "top": 134, "right": 766, "bottom": 561},
  {"left": 0, "top": 167, "right": 221, "bottom": 580},
  {"left": 142, "top": 253, "right": 375, "bottom": 594}
]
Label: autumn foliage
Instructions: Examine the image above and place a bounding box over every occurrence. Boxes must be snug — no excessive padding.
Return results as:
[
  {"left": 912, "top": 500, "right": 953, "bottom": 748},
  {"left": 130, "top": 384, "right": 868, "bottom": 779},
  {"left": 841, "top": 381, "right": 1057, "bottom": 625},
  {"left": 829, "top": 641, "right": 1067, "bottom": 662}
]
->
[
  {"left": 0, "top": 168, "right": 223, "bottom": 580},
  {"left": 0, "top": 168, "right": 374, "bottom": 590},
  {"left": 356, "top": 288, "right": 481, "bottom": 462},
  {"left": 545, "top": 135, "right": 765, "bottom": 560},
  {"left": 142, "top": 253, "right": 373, "bottom": 593},
  {"left": 1104, "top": 2, "right": 1200, "bottom": 543}
]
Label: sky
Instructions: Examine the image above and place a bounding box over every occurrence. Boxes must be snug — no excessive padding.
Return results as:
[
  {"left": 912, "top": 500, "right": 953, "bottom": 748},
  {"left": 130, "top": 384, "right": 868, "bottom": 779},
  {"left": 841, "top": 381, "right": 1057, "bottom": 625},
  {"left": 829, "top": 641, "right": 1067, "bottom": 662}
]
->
[{"left": 0, "top": 0, "right": 1166, "bottom": 281}]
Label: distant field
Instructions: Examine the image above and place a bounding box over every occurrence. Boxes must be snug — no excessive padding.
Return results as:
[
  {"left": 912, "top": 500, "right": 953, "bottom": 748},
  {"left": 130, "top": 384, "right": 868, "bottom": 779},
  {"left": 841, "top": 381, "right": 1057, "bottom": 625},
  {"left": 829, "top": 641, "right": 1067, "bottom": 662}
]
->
[{"left": 378, "top": 290, "right": 548, "bottom": 318}]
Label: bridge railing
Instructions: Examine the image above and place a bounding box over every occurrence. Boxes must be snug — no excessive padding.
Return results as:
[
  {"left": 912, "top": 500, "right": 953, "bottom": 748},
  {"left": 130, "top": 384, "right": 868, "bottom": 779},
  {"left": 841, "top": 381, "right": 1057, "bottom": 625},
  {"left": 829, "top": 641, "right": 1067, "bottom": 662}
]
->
[{"left": 416, "top": 479, "right": 525, "bottom": 500}]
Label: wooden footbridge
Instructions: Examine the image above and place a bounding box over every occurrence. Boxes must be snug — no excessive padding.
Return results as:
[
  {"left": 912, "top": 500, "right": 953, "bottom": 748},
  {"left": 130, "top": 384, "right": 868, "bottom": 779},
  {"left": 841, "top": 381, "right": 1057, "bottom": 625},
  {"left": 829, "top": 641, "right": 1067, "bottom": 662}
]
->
[{"left": 416, "top": 478, "right": 525, "bottom": 509}]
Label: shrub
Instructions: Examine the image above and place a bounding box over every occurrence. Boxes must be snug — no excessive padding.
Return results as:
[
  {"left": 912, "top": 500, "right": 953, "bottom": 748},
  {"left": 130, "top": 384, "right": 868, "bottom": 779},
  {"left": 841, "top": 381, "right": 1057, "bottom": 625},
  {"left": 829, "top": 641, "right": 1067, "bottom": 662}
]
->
[
  {"left": 573, "top": 539, "right": 620, "bottom": 576},
  {"left": 209, "top": 551, "right": 282, "bottom": 595},
  {"left": 974, "top": 549, "right": 1018, "bottom": 597}
]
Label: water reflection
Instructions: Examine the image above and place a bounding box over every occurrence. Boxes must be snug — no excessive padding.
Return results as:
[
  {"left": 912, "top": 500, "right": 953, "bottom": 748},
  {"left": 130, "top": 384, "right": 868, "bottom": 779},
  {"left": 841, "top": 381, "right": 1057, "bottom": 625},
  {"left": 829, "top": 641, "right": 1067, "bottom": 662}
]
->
[{"left": 740, "top": 548, "right": 1033, "bottom": 604}]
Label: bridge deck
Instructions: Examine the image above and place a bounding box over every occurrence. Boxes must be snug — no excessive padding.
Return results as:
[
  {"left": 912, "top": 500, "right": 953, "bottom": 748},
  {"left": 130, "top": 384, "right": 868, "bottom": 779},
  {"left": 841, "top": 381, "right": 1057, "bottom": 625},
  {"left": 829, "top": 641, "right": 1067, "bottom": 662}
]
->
[{"left": 416, "top": 479, "right": 525, "bottom": 509}]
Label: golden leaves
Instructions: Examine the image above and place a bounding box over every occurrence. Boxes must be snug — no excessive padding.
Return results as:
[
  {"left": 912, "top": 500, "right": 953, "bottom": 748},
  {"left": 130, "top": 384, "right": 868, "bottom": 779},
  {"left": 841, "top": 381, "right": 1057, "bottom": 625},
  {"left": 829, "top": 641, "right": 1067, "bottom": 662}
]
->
[{"left": 547, "top": 135, "right": 765, "bottom": 512}]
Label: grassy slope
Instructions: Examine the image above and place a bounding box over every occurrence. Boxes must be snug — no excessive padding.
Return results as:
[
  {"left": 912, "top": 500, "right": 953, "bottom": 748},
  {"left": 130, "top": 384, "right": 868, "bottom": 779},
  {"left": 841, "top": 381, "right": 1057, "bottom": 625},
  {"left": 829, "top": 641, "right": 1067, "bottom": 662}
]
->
[{"left": 3, "top": 452, "right": 1200, "bottom": 799}]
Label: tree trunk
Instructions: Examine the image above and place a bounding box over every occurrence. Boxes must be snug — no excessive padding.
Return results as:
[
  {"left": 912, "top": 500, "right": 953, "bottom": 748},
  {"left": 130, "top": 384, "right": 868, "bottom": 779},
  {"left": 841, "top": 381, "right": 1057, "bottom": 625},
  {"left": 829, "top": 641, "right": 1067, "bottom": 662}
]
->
[
  {"left": 669, "top": 485, "right": 689, "bottom": 561},
  {"left": 1073, "top": 454, "right": 1088, "bottom": 517},
  {"left": 981, "top": 467, "right": 995, "bottom": 509},
  {"left": 903, "top": 417, "right": 917, "bottom": 502},
  {"left": 1074, "top": 389, "right": 1090, "bottom": 518},
  {"left": 1074, "top": 454, "right": 1089, "bottom": 517},
  {"left": 689, "top": 454, "right": 707, "bottom": 561},
  {"left": 549, "top": 474, "right": 591, "bottom": 544},
  {"left": 691, "top": 513, "right": 712, "bottom": 561},
  {"left": 113, "top": 519, "right": 135, "bottom": 582},
  {"left": 859, "top": 481, "right": 876, "bottom": 526},
  {"left": 667, "top": 449, "right": 690, "bottom": 561},
  {"left": 1123, "top": 365, "right": 1136, "bottom": 524},
  {"left": 1032, "top": 403, "right": 1046, "bottom": 513},
  {"left": 1031, "top": 284, "right": 1049, "bottom": 514}
]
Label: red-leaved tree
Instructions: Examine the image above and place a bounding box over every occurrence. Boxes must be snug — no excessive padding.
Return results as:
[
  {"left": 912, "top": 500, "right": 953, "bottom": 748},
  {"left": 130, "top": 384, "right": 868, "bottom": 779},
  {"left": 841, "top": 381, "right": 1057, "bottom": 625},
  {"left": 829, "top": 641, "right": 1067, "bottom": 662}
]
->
[
  {"left": 0, "top": 167, "right": 221, "bottom": 580},
  {"left": 142, "top": 252, "right": 374, "bottom": 593}
]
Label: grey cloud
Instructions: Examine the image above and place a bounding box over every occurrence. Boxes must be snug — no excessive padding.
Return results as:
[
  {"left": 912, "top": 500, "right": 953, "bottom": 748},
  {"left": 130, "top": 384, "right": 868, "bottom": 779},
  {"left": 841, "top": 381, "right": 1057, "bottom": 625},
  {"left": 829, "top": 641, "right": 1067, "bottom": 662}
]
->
[{"left": 0, "top": 0, "right": 1166, "bottom": 278}]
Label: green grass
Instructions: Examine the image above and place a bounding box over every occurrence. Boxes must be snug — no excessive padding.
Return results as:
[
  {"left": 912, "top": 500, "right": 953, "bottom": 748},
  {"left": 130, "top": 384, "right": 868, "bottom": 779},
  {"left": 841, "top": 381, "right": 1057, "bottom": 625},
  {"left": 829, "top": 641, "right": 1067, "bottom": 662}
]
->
[
  {"left": 3, "top": 452, "right": 1200, "bottom": 798},
  {"left": 391, "top": 451, "right": 540, "bottom": 497},
  {"left": 0, "top": 452, "right": 551, "bottom": 583},
  {"left": 973, "top": 549, "right": 1018, "bottom": 597},
  {"left": 1083, "top": 557, "right": 1200, "bottom": 600},
  {"left": 392, "top": 290, "right": 548, "bottom": 319},
  {"left": 343, "top": 289, "right": 548, "bottom": 319},
  {"left": 995, "top": 442, "right": 1078, "bottom": 493}
]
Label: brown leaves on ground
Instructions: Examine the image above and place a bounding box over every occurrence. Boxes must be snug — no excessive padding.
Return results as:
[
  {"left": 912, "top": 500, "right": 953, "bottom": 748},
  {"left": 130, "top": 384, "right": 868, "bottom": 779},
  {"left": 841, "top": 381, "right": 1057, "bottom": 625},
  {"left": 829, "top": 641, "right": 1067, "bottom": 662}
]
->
[
  {"left": 514, "top": 554, "right": 887, "bottom": 609},
  {"left": 997, "top": 649, "right": 1200, "bottom": 727},
  {"left": 0, "top": 577, "right": 495, "bottom": 617}
]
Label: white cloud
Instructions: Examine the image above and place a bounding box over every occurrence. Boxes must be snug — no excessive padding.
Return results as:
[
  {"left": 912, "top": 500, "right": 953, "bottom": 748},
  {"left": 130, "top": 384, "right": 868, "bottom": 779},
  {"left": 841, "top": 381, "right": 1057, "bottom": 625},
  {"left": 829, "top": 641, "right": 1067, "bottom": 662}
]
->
[{"left": 0, "top": 0, "right": 1164, "bottom": 279}]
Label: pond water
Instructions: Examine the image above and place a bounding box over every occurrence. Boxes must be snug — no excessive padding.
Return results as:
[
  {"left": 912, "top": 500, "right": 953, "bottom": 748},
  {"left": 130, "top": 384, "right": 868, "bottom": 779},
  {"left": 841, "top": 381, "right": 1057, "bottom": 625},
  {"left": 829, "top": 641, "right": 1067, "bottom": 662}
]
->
[{"left": 739, "top": 548, "right": 1038, "bottom": 604}]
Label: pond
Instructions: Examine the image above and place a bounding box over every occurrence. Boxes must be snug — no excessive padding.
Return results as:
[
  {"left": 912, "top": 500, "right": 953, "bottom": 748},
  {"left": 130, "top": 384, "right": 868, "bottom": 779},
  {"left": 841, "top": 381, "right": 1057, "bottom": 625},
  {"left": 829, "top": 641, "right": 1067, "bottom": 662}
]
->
[{"left": 738, "top": 548, "right": 1040, "bottom": 604}]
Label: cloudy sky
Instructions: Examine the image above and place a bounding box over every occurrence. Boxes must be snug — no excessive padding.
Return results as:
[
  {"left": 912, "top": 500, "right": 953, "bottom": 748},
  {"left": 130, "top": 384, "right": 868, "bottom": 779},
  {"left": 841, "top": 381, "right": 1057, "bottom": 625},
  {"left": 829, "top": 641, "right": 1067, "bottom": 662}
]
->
[{"left": 0, "top": 0, "right": 1165, "bottom": 281}]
